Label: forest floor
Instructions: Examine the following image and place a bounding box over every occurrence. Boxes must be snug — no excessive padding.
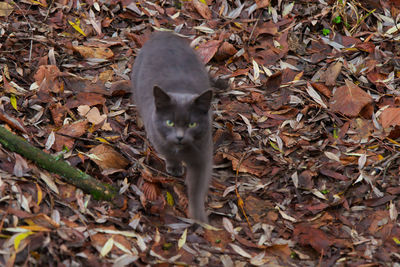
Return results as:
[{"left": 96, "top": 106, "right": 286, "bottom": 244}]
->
[{"left": 1, "top": 0, "right": 400, "bottom": 266}]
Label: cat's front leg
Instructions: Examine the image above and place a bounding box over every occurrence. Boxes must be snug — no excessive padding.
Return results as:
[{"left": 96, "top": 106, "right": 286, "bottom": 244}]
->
[
  {"left": 186, "top": 161, "right": 212, "bottom": 222},
  {"left": 165, "top": 159, "right": 184, "bottom": 177}
]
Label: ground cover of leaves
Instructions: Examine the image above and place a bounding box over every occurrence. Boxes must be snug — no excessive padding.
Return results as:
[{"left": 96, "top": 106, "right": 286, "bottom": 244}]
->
[{"left": 1, "top": 0, "right": 400, "bottom": 266}]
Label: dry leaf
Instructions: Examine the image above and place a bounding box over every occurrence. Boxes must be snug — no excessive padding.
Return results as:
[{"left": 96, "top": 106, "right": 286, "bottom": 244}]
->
[
  {"left": 85, "top": 107, "right": 107, "bottom": 125},
  {"left": 0, "top": 2, "right": 13, "bottom": 17},
  {"left": 322, "top": 61, "right": 342, "bottom": 86},
  {"left": 329, "top": 80, "right": 372, "bottom": 117},
  {"left": 192, "top": 0, "right": 212, "bottom": 19},
  {"left": 89, "top": 144, "right": 129, "bottom": 170},
  {"left": 73, "top": 46, "right": 114, "bottom": 59},
  {"left": 196, "top": 40, "right": 222, "bottom": 64},
  {"left": 380, "top": 107, "right": 400, "bottom": 128}
]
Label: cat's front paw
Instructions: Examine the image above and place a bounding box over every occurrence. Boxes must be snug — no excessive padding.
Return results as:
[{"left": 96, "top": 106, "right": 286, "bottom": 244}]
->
[{"left": 166, "top": 162, "right": 184, "bottom": 177}]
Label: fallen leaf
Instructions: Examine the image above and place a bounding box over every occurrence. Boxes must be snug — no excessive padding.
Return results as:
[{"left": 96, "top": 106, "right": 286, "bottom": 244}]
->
[
  {"left": 196, "top": 40, "right": 222, "bottom": 64},
  {"left": 214, "top": 41, "right": 237, "bottom": 61},
  {"left": 100, "top": 237, "right": 114, "bottom": 257},
  {"left": 89, "top": 144, "right": 129, "bottom": 170},
  {"left": 192, "top": 0, "right": 212, "bottom": 20},
  {"left": 380, "top": 108, "right": 400, "bottom": 128},
  {"left": 85, "top": 107, "right": 107, "bottom": 125},
  {"left": 256, "top": 0, "right": 270, "bottom": 9},
  {"left": 0, "top": 2, "right": 13, "bottom": 17},
  {"left": 73, "top": 46, "right": 114, "bottom": 59},
  {"left": 54, "top": 120, "right": 88, "bottom": 151},
  {"left": 329, "top": 79, "right": 372, "bottom": 117},
  {"left": 294, "top": 225, "right": 333, "bottom": 255},
  {"left": 322, "top": 61, "right": 342, "bottom": 86}
]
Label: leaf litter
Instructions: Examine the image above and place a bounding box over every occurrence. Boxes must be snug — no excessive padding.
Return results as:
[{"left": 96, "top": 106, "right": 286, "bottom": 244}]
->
[{"left": 0, "top": 0, "right": 400, "bottom": 266}]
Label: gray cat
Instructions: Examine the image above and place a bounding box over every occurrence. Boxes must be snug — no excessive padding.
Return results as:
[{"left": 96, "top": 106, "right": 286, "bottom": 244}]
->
[{"left": 130, "top": 31, "right": 213, "bottom": 222}]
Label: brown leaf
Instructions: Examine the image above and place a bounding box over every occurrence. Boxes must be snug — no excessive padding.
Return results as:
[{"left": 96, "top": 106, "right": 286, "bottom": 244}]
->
[
  {"left": 196, "top": 40, "right": 222, "bottom": 64},
  {"left": 34, "top": 65, "right": 64, "bottom": 94},
  {"left": 245, "top": 195, "right": 274, "bottom": 223},
  {"left": 253, "top": 21, "right": 278, "bottom": 39},
  {"left": 192, "top": 0, "right": 212, "bottom": 20},
  {"left": 85, "top": 107, "right": 107, "bottom": 125},
  {"left": 311, "top": 82, "right": 332, "bottom": 98},
  {"left": 294, "top": 225, "right": 334, "bottom": 255},
  {"left": 319, "top": 168, "right": 349, "bottom": 181},
  {"left": 141, "top": 181, "right": 161, "bottom": 202},
  {"left": 329, "top": 80, "right": 372, "bottom": 117},
  {"left": 214, "top": 41, "right": 237, "bottom": 61},
  {"left": 322, "top": 61, "right": 342, "bottom": 86},
  {"left": 263, "top": 71, "right": 282, "bottom": 93},
  {"left": 256, "top": 0, "right": 270, "bottom": 8},
  {"left": 223, "top": 153, "right": 269, "bottom": 177},
  {"left": 25, "top": 214, "right": 60, "bottom": 229},
  {"left": 380, "top": 108, "right": 400, "bottom": 128},
  {"left": 89, "top": 144, "right": 129, "bottom": 170},
  {"left": 49, "top": 103, "right": 67, "bottom": 127},
  {"left": 53, "top": 120, "right": 88, "bottom": 151},
  {"left": 73, "top": 46, "right": 114, "bottom": 59},
  {"left": 66, "top": 92, "right": 106, "bottom": 109},
  {"left": 367, "top": 71, "right": 387, "bottom": 90},
  {"left": 355, "top": 42, "right": 375, "bottom": 53},
  {"left": 203, "top": 229, "right": 231, "bottom": 249},
  {"left": 0, "top": 110, "right": 27, "bottom": 133}
]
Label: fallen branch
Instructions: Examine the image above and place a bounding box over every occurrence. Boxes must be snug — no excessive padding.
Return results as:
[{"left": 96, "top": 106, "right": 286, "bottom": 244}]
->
[{"left": 0, "top": 126, "right": 117, "bottom": 200}]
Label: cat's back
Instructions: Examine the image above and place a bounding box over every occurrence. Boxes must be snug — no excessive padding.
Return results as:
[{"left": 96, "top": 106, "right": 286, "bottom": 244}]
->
[{"left": 131, "top": 31, "right": 209, "bottom": 96}]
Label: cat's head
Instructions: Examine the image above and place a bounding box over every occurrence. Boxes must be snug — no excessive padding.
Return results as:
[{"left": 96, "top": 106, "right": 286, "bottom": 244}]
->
[{"left": 153, "top": 85, "right": 212, "bottom": 146}]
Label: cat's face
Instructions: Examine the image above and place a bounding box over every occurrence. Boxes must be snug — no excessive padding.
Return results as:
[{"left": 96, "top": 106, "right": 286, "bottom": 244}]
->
[{"left": 153, "top": 86, "right": 212, "bottom": 147}]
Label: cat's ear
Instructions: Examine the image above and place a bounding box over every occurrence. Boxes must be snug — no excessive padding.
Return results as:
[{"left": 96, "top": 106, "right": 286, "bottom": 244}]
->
[
  {"left": 193, "top": 90, "right": 213, "bottom": 112},
  {"left": 153, "top": 85, "right": 171, "bottom": 110}
]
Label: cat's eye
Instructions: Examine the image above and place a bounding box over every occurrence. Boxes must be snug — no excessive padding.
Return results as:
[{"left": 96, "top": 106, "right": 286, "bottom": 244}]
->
[
  {"left": 188, "top": 122, "right": 198, "bottom": 128},
  {"left": 166, "top": 120, "right": 175, "bottom": 127}
]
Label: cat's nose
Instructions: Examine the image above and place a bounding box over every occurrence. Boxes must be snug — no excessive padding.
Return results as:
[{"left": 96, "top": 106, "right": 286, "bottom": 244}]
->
[{"left": 176, "top": 129, "right": 184, "bottom": 142}]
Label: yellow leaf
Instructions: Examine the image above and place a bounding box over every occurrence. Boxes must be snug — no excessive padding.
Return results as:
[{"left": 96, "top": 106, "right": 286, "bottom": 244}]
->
[
  {"left": 19, "top": 225, "right": 51, "bottom": 232},
  {"left": 96, "top": 137, "right": 111, "bottom": 144},
  {"left": 30, "top": 0, "right": 47, "bottom": 7},
  {"left": 178, "top": 228, "right": 187, "bottom": 250},
  {"left": 166, "top": 191, "right": 174, "bottom": 206},
  {"left": 14, "top": 231, "right": 34, "bottom": 250},
  {"left": 36, "top": 183, "right": 42, "bottom": 206},
  {"left": 393, "top": 237, "right": 400, "bottom": 245},
  {"left": 100, "top": 237, "right": 114, "bottom": 257},
  {"left": 199, "top": 0, "right": 207, "bottom": 4},
  {"left": 0, "top": 2, "right": 13, "bottom": 17},
  {"left": 10, "top": 94, "right": 18, "bottom": 111},
  {"left": 269, "top": 141, "right": 279, "bottom": 151},
  {"left": 68, "top": 19, "right": 87, "bottom": 37},
  {"left": 387, "top": 137, "right": 400, "bottom": 146},
  {"left": 293, "top": 71, "right": 304, "bottom": 81},
  {"left": 233, "top": 22, "right": 242, "bottom": 28}
]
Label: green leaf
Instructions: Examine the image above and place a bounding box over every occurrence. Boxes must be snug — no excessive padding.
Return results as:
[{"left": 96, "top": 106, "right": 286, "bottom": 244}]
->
[
  {"left": 322, "top": 28, "right": 330, "bottom": 36},
  {"left": 162, "top": 242, "right": 173, "bottom": 250},
  {"left": 333, "top": 15, "right": 341, "bottom": 24}
]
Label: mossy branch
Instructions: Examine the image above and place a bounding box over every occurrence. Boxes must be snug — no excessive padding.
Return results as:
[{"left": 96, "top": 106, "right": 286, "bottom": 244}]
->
[{"left": 0, "top": 126, "right": 118, "bottom": 201}]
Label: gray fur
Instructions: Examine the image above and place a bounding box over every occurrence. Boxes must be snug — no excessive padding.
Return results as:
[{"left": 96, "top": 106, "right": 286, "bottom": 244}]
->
[{"left": 131, "top": 32, "right": 213, "bottom": 222}]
